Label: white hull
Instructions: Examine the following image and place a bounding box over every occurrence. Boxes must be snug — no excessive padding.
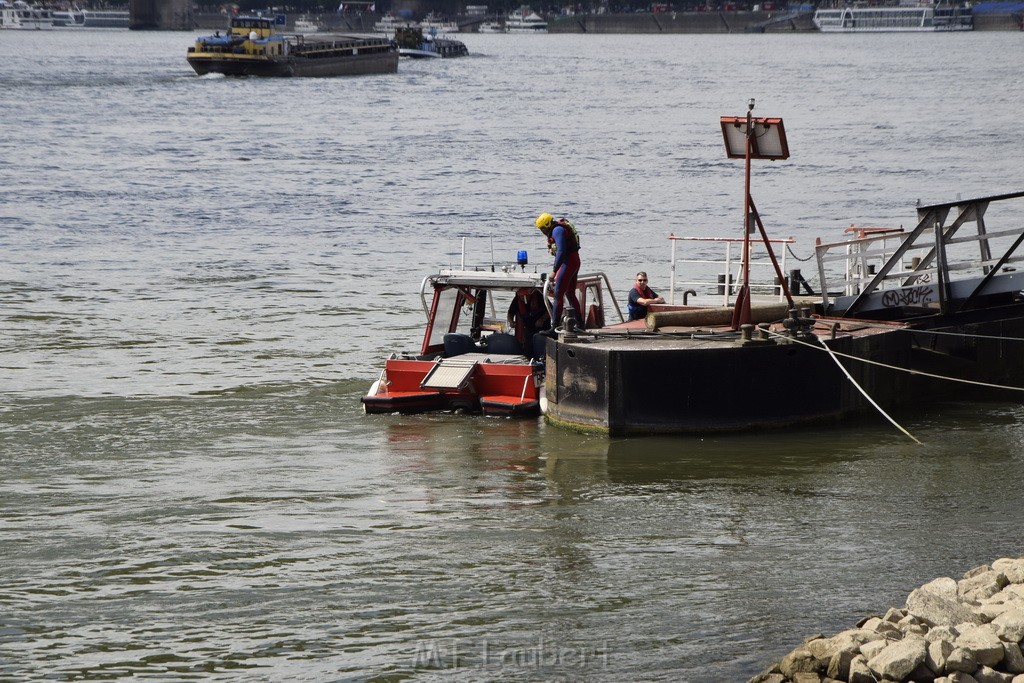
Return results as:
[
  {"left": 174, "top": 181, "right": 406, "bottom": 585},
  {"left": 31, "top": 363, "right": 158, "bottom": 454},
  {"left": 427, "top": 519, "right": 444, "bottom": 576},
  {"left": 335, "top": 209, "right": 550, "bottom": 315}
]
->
[
  {"left": 813, "top": 6, "right": 972, "bottom": 32},
  {"left": 505, "top": 8, "right": 547, "bottom": 32},
  {"left": 1, "top": 6, "right": 55, "bottom": 29},
  {"left": 399, "top": 48, "right": 441, "bottom": 58},
  {"left": 421, "top": 21, "right": 458, "bottom": 33}
]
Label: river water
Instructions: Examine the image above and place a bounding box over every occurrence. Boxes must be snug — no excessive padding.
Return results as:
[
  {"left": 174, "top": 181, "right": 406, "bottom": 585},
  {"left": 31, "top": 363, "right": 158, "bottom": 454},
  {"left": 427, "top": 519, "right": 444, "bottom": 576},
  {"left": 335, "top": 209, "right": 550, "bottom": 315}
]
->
[{"left": 2, "top": 28, "right": 1024, "bottom": 681}]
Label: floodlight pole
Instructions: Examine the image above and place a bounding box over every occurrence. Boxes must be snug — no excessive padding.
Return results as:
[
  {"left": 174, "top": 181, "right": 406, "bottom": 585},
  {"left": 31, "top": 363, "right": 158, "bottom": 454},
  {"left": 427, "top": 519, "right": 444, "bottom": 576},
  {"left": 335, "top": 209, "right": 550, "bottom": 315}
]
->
[{"left": 731, "top": 99, "right": 756, "bottom": 329}]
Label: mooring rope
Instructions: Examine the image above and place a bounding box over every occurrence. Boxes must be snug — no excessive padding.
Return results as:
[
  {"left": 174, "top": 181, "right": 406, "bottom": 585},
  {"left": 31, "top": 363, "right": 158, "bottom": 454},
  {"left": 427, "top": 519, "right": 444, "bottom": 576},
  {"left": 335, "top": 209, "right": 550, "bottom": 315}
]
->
[
  {"left": 778, "top": 331, "right": 922, "bottom": 444},
  {"left": 768, "top": 328, "right": 1024, "bottom": 393},
  {"left": 820, "top": 320, "right": 1024, "bottom": 344}
]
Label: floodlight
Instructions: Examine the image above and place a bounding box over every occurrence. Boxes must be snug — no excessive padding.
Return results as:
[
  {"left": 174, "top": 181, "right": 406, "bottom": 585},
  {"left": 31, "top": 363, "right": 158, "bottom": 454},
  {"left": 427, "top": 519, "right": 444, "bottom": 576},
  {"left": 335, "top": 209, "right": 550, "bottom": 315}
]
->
[{"left": 720, "top": 117, "right": 789, "bottom": 160}]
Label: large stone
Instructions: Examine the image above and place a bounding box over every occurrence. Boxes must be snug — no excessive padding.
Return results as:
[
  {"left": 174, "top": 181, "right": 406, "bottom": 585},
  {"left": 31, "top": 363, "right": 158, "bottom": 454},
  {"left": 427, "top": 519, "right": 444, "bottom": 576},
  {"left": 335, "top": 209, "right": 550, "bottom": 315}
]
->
[
  {"left": 885, "top": 607, "right": 910, "bottom": 623},
  {"left": 830, "top": 628, "right": 884, "bottom": 654},
  {"left": 966, "top": 566, "right": 995, "bottom": 580},
  {"left": 900, "top": 614, "right": 930, "bottom": 637},
  {"left": 826, "top": 648, "right": 858, "bottom": 681},
  {"left": 992, "top": 559, "right": 1024, "bottom": 585},
  {"left": 957, "top": 624, "right": 1007, "bottom": 667},
  {"left": 973, "top": 666, "right": 1014, "bottom": 683},
  {"left": 876, "top": 620, "right": 905, "bottom": 640},
  {"left": 747, "top": 674, "right": 785, "bottom": 683},
  {"left": 861, "top": 616, "right": 884, "bottom": 631},
  {"left": 805, "top": 636, "right": 835, "bottom": 661},
  {"left": 848, "top": 654, "right": 875, "bottom": 683},
  {"left": 929, "top": 626, "right": 963, "bottom": 643},
  {"left": 909, "top": 578, "right": 988, "bottom": 627},
  {"left": 947, "top": 647, "right": 980, "bottom": 674},
  {"left": 910, "top": 660, "right": 939, "bottom": 682},
  {"left": 961, "top": 572, "right": 1011, "bottom": 603},
  {"left": 992, "top": 609, "right": 1024, "bottom": 643},
  {"left": 946, "top": 673, "right": 981, "bottom": 683},
  {"left": 780, "top": 647, "right": 822, "bottom": 678},
  {"left": 791, "top": 673, "right": 822, "bottom": 683},
  {"left": 1004, "top": 642, "right": 1024, "bottom": 675},
  {"left": 861, "top": 639, "right": 890, "bottom": 660},
  {"left": 929, "top": 639, "right": 956, "bottom": 674},
  {"left": 978, "top": 603, "right": 1016, "bottom": 622},
  {"left": 867, "top": 636, "right": 928, "bottom": 681}
]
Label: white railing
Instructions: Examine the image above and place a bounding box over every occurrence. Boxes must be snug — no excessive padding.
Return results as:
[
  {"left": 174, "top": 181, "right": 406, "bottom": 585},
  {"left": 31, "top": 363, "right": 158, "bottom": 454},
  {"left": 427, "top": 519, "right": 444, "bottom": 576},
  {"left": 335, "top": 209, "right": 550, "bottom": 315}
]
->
[
  {"left": 814, "top": 226, "right": 914, "bottom": 301},
  {"left": 667, "top": 234, "right": 794, "bottom": 306}
]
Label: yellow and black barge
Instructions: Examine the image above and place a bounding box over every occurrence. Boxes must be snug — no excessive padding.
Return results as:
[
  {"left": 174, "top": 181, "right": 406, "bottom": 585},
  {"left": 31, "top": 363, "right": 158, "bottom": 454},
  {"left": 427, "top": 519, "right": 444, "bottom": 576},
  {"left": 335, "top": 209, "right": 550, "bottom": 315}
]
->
[{"left": 186, "top": 16, "right": 398, "bottom": 78}]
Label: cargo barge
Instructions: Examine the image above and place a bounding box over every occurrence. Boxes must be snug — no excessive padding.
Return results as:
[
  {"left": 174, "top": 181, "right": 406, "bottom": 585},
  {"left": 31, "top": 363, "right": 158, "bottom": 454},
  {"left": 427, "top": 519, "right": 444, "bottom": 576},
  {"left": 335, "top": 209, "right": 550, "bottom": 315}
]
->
[{"left": 186, "top": 16, "right": 398, "bottom": 78}]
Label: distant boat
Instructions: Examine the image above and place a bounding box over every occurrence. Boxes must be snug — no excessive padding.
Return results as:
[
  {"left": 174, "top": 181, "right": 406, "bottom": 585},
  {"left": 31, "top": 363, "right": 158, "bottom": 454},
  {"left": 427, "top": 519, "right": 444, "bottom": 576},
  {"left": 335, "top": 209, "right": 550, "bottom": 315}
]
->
[
  {"left": 505, "top": 6, "right": 547, "bottom": 32},
  {"left": 420, "top": 12, "right": 459, "bottom": 33},
  {"left": 187, "top": 15, "right": 398, "bottom": 77},
  {"left": 813, "top": 2, "right": 972, "bottom": 32},
  {"left": 51, "top": 9, "right": 80, "bottom": 26},
  {"left": 0, "top": 1, "right": 55, "bottom": 29},
  {"left": 373, "top": 13, "right": 413, "bottom": 33},
  {"left": 395, "top": 25, "right": 468, "bottom": 58},
  {"left": 50, "top": 8, "right": 130, "bottom": 28},
  {"left": 79, "top": 9, "right": 129, "bottom": 27},
  {"left": 478, "top": 20, "right": 506, "bottom": 33},
  {"left": 293, "top": 15, "right": 321, "bottom": 33}
]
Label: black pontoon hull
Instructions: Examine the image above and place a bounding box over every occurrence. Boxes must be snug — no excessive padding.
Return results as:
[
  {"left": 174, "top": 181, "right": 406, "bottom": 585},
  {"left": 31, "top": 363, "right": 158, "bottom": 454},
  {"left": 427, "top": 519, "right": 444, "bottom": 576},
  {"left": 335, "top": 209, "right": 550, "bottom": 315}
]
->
[
  {"left": 544, "top": 309, "right": 1024, "bottom": 436},
  {"left": 187, "top": 52, "right": 398, "bottom": 77}
]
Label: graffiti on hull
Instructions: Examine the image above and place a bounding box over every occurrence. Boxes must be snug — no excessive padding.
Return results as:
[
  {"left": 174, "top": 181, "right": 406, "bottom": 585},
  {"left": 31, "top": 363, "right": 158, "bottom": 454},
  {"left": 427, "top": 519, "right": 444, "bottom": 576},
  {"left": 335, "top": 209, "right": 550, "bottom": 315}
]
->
[{"left": 881, "top": 285, "right": 935, "bottom": 308}]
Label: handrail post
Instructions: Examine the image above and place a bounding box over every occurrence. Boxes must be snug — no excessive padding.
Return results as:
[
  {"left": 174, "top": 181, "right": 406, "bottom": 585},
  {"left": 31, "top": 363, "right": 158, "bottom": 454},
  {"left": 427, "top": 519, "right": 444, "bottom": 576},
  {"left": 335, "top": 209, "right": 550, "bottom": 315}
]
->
[{"left": 669, "top": 234, "right": 677, "bottom": 305}]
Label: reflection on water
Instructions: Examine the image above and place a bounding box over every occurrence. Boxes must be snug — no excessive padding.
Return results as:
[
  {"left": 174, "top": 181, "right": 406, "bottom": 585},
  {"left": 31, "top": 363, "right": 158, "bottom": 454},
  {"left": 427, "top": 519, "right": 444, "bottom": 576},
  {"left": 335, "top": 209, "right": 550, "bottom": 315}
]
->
[
  {"left": 3, "top": 388, "right": 1024, "bottom": 680},
  {"left": 3, "top": 27, "right": 1024, "bottom": 682}
]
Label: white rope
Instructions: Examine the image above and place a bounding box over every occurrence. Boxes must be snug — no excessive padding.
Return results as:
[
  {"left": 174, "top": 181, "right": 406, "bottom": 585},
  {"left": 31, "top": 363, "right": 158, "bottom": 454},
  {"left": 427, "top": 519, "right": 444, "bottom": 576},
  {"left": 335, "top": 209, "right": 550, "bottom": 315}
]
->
[
  {"left": 789, "top": 332, "right": 922, "bottom": 445},
  {"left": 822, "top": 320, "right": 1024, "bottom": 344},
  {"left": 783, "top": 329, "right": 1024, "bottom": 393}
]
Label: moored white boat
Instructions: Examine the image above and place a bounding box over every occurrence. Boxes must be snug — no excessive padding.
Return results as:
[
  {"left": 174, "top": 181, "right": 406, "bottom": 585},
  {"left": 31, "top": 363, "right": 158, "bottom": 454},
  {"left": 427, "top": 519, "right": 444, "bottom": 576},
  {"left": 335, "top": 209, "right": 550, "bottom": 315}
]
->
[
  {"left": 420, "top": 12, "right": 458, "bottom": 33},
  {"left": 80, "top": 9, "right": 128, "bottom": 27},
  {"left": 293, "top": 15, "right": 321, "bottom": 33},
  {"left": 49, "top": 8, "right": 129, "bottom": 27},
  {"left": 373, "top": 13, "right": 414, "bottom": 33},
  {"left": 51, "top": 9, "right": 80, "bottom": 26},
  {"left": 505, "top": 6, "right": 547, "bottom": 32},
  {"left": 0, "top": 1, "right": 55, "bottom": 29},
  {"left": 478, "top": 20, "right": 506, "bottom": 33},
  {"left": 813, "top": 2, "right": 972, "bottom": 32}
]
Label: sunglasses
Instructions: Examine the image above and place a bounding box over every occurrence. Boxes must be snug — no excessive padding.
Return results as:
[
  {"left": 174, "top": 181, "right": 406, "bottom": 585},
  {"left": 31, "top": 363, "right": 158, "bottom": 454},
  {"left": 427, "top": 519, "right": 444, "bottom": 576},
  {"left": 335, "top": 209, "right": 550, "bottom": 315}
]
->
[{"left": 636, "top": 278, "right": 647, "bottom": 282}]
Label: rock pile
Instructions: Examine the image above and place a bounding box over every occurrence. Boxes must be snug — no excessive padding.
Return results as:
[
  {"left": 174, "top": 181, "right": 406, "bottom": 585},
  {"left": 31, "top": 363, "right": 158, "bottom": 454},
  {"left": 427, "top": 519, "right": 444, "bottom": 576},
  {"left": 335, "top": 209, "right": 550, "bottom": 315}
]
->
[{"left": 750, "top": 557, "right": 1024, "bottom": 683}]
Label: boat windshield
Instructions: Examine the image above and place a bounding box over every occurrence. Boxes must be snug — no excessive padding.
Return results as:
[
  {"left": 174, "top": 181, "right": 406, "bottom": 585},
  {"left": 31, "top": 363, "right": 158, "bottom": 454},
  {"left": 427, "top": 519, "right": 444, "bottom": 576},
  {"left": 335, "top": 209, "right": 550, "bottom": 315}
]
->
[{"left": 423, "top": 284, "right": 544, "bottom": 354}]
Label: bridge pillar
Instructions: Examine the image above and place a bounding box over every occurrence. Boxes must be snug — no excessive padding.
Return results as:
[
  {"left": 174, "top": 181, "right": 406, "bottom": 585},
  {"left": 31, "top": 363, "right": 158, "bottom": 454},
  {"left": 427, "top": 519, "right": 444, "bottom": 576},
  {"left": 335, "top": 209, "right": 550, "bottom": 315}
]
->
[{"left": 129, "top": 0, "right": 193, "bottom": 30}]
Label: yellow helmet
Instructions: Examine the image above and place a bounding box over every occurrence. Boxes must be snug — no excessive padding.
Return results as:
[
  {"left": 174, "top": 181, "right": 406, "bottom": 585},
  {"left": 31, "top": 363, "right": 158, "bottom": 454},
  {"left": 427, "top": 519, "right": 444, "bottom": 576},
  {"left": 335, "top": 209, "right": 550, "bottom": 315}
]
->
[{"left": 535, "top": 213, "right": 553, "bottom": 230}]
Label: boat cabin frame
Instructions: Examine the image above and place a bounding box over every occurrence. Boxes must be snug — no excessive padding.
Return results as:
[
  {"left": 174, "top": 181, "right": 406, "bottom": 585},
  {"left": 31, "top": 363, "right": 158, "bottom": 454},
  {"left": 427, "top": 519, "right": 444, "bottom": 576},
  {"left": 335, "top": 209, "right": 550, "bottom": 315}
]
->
[{"left": 416, "top": 268, "right": 624, "bottom": 358}]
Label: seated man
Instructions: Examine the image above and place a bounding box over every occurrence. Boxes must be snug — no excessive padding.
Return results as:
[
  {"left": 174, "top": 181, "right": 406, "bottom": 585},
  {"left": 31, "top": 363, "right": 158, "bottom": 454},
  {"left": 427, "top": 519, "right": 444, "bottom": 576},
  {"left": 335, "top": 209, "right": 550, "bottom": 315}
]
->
[
  {"left": 627, "top": 271, "right": 665, "bottom": 321},
  {"left": 508, "top": 289, "right": 551, "bottom": 358}
]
